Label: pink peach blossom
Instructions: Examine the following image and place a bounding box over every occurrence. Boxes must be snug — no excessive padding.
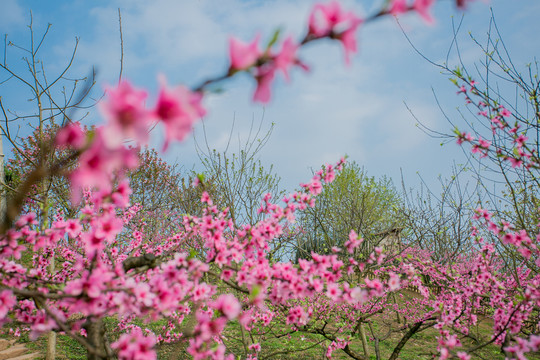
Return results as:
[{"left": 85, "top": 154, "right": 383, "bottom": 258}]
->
[
  {"left": 229, "top": 35, "right": 261, "bottom": 71},
  {"left": 101, "top": 81, "right": 151, "bottom": 147},
  {"left": 154, "top": 79, "right": 206, "bottom": 151}
]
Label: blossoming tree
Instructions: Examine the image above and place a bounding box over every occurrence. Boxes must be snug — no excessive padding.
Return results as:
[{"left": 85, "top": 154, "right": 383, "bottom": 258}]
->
[{"left": 1, "top": 1, "right": 539, "bottom": 360}]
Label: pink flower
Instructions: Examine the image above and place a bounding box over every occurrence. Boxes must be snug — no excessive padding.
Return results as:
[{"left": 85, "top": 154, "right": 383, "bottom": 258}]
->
[
  {"left": 29, "top": 310, "right": 57, "bottom": 339},
  {"left": 338, "top": 23, "right": 362, "bottom": 64},
  {"left": 323, "top": 164, "right": 335, "bottom": 183},
  {"left": 64, "top": 269, "right": 110, "bottom": 298},
  {"left": 414, "top": 0, "right": 435, "bottom": 24},
  {"left": 82, "top": 231, "right": 106, "bottom": 254},
  {"left": 350, "top": 287, "right": 369, "bottom": 303},
  {"left": 388, "top": 272, "right": 401, "bottom": 291},
  {"left": 70, "top": 132, "right": 113, "bottom": 193},
  {"left": 55, "top": 123, "right": 86, "bottom": 149},
  {"left": 301, "top": 176, "right": 323, "bottom": 195},
  {"left": 308, "top": 1, "right": 363, "bottom": 64},
  {"left": 515, "top": 134, "right": 528, "bottom": 147},
  {"left": 154, "top": 78, "right": 206, "bottom": 151},
  {"left": 477, "top": 137, "right": 491, "bottom": 150},
  {"left": 94, "top": 215, "right": 123, "bottom": 243},
  {"left": 456, "top": 132, "right": 473, "bottom": 145},
  {"left": 286, "top": 306, "right": 309, "bottom": 326},
  {"left": 101, "top": 81, "right": 150, "bottom": 147},
  {"left": 326, "top": 283, "right": 342, "bottom": 301},
  {"left": 389, "top": 0, "right": 409, "bottom": 15},
  {"left": 528, "top": 335, "right": 540, "bottom": 351},
  {"left": 212, "top": 294, "right": 241, "bottom": 320},
  {"left": 344, "top": 230, "right": 363, "bottom": 253},
  {"left": 439, "top": 347, "right": 449, "bottom": 360},
  {"left": 112, "top": 179, "right": 132, "bottom": 208},
  {"left": 508, "top": 157, "right": 523, "bottom": 168},
  {"left": 455, "top": 0, "right": 474, "bottom": 9},
  {"left": 195, "top": 312, "right": 227, "bottom": 341},
  {"left": 274, "top": 37, "right": 303, "bottom": 81},
  {"left": 0, "top": 290, "right": 16, "bottom": 319},
  {"left": 487, "top": 221, "right": 500, "bottom": 235},
  {"left": 474, "top": 208, "right": 491, "bottom": 221},
  {"left": 65, "top": 219, "right": 82, "bottom": 238},
  {"left": 248, "top": 343, "right": 261, "bottom": 352},
  {"left": 499, "top": 107, "right": 512, "bottom": 118},
  {"left": 229, "top": 35, "right": 261, "bottom": 71},
  {"left": 365, "top": 278, "right": 383, "bottom": 296},
  {"left": 518, "top": 247, "right": 532, "bottom": 259},
  {"left": 253, "top": 66, "right": 276, "bottom": 103},
  {"left": 133, "top": 282, "right": 155, "bottom": 307},
  {"left": 201, "top": 191, "right": 212, "bottom": 205},
  {"left": 70, "top": 129, "right": 139, "bottom": 202},
  {"left": 15, "top": 213, "right": 38, "bottom": 227},
  {"left": 309, "top": 1, "right": 354, "bottom": 37},
  {"left": 112, "top": 328, "right": 157, "bottom": 360}
]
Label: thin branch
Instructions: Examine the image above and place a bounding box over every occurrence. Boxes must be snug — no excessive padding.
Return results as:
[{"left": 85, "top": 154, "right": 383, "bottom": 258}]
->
[{"left": 118, "top": 8, "right": 124, "bottom": 84}]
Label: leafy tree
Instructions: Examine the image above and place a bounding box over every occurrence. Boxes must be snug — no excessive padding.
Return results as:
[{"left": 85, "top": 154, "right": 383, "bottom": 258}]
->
[
  {"left": 295, "top": 161, "right": 403, "bottom": 261},
  {"left": 1, "top": 3, "right": 538, "bottom": 360}
]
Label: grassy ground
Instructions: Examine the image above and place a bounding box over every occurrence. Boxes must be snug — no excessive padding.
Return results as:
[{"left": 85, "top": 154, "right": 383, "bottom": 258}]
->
[
  {"left": 18, "top": 314, "right": 538, "bottom": 360},
  {"left": 3, "top": 298, "right": 540, "bottom": 360},
  {"left": 213, "top": 314, "right": 514, "bottom": 360}
]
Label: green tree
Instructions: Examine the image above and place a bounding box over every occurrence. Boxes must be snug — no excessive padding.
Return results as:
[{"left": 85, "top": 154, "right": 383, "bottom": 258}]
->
[{"left": 294, "top": 161, "right": 403, "bottom": 262}]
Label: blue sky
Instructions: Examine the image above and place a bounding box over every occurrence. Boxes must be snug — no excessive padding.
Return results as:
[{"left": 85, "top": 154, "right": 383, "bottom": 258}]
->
[{"left": 1, "top": 0, "right": 539, "bottom": 194}]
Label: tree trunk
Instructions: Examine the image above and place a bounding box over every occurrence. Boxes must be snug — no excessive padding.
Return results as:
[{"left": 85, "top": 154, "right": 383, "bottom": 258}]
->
[
  {"left": 46, "top": 258, "right": 56, "bottom": 360},
  {"left": 0, "top": 133, "right": 5, "bottom": 223},
  {"left": 391, "top": 292, "right": 402, "bottom": 324},
  {"left": 46, "top": 331, "right": 56, "bottom": 360},
  {"left": 84, "top": 319, "right": 109, "bottom": 360},
  {"left": 359, "top": 323, "right": 369, "bottom": 358},
  {"left": 388, "top": 321, "right": 423, "bottom": 360}
]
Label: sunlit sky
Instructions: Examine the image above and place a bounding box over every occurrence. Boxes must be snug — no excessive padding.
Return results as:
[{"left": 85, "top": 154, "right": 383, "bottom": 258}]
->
[{"left": 1, "top": 0, "right": 539, "bottom": 194}]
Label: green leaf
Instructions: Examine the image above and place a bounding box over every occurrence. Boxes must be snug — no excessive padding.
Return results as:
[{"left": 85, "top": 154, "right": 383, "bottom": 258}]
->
[
  {"left": 86, "top": 129, "right": 96, "bottom": 142},
  {"left": 197, "top": 173, "right": 205, "bottom": 183},
  {"left": 210, "top": 87, "right": 225, "bottom": 94},
  {"left": 267, "top": 28, "right": 282, "bottom": 49},
  {"left": 249, "top": 284, "right": 261, "bottom": 302}
]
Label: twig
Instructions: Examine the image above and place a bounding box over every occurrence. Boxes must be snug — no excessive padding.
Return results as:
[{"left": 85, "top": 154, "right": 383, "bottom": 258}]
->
[{"left": 118, "top": 8, "right": 124, "bottom": 84}]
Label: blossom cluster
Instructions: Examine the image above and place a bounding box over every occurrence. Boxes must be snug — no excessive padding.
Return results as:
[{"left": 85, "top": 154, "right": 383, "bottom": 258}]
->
[
  {"left": 455, "top": 80, "right": 539, "bottom": 169},
  {"left": 6, "top": 1, "right": 540, "bottom": 360}
]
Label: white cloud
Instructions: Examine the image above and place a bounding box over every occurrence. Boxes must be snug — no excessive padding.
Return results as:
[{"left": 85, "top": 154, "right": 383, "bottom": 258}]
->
[
  {"left": 0, "top": 0, "right": 25, "bottom": 34},
  {"left": 7, "top": 0, "right": 537, "bottom": 192}
]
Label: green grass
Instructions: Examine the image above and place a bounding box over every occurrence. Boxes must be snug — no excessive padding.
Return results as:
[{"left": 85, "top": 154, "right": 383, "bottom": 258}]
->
[
  {"left": 3, "top": 304, "right": 540, "bottom": 360},
  {"left": 26, "top": 334, "right": 86, "bottom": 360}
]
